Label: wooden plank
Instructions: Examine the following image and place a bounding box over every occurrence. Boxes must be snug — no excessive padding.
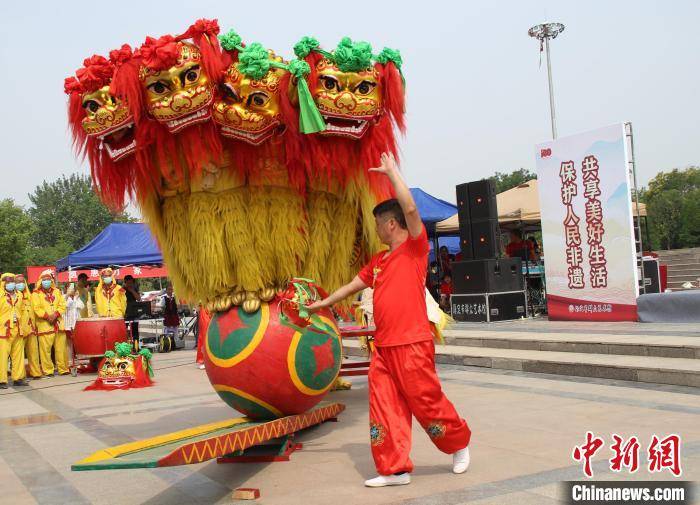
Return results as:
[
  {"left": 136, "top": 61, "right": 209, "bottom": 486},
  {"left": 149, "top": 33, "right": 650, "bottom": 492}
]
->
[{"left": 71, "top": 403, "right": 345, "bottom": 471}]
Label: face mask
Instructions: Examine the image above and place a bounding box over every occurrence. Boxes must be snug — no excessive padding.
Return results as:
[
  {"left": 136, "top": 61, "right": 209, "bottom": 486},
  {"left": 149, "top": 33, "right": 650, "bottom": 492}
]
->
[
  {"left": 41, "top": 280, "right": 52, "bottom": 289},
  {"left": 16, "top": 283, "right": 25, "bottom": 292},
  {"left": 103, "top": 277, "right": 113, "bottom": 285},
  {"left": 5, "top": 282, "right": 15, "bottom": 292}
]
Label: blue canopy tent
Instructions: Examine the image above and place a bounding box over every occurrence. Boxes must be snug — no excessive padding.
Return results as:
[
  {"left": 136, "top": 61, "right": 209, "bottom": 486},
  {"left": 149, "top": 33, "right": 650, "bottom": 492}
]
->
[
  {"left": 410, "top": 188, "right": 459, "bottom": 264},
  {"left": 56, "top": 223, "right": 163, "bottom": 271},
  {"left": 410, "top": 188, "right": 457, "bottom": 228}
]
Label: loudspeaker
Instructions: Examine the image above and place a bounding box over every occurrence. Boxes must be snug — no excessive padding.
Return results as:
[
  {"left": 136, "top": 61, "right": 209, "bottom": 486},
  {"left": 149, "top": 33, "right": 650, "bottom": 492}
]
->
[
  {"left": 487, "top": 291, "right": 528, "bottom": 321},
  {"left": 456, "top": 184, "right": 474, "bottom": 259},
  {"left": 456, "top": 183, "right": 469, "bottom": 216},
  {"left": 642, "top": 258, "right": 661, "bottom": 294},
  {"left": 451, "top": 291, "right": 528, "bottom": 322},
  {"left": 467, "top": 180, "right": 497, "bottom": 221},
  {"left": 471, "top": 219, "right": 499, "bottom": 259},
  {"left": 452, "top": 258, "right": 524, "bottom": 294},
  {"left": 459, "top": 228, "right": 474, "bottom": 260}
]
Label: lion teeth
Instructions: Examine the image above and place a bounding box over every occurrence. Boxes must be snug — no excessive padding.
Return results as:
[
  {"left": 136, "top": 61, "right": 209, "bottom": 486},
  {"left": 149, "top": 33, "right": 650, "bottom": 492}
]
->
[{"left": 166, "top": 108, "right": 209, "bottom": 130}]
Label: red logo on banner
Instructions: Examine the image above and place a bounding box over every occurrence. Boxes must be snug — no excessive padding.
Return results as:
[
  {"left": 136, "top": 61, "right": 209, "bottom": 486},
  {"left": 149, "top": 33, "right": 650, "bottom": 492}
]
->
[{"left": 541, "top": 148, "right": 552, "bottom": 158}]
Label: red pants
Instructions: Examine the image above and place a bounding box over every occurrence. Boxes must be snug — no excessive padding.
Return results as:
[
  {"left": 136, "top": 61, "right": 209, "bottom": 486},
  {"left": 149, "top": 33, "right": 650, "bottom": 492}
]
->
[
  {"left": 369, "top": 340, "right": 471, "bottom": 475},
  {"left": 196, "top": 309, "right": 211, "bottom": 364}
]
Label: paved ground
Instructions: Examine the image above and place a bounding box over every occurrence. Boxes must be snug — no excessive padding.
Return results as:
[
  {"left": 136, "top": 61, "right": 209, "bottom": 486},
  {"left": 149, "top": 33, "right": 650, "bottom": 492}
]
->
[{"left": 1, "top": 338, "right": 699, "bottom": 505}]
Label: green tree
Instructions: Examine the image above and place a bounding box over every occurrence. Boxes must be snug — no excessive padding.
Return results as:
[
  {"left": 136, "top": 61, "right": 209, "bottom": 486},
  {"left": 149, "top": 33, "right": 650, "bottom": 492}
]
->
[
  {"left": 27, "top": 174, "right": 134, "bottom": 264},
  {"left": 0, "top": 199, "right": 34, "bottom": 272},
  {"left": 641, "top": 167, "right": 700, "bottom": 250},
  {"left": 490, "top": 168, "right": 537, "bottom": 193}
]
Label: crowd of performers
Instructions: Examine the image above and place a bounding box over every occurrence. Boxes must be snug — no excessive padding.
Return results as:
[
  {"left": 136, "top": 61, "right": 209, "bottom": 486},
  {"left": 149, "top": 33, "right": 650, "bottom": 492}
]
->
[{"left": 0, "top": 268, "right": 129, "bottom": 387}]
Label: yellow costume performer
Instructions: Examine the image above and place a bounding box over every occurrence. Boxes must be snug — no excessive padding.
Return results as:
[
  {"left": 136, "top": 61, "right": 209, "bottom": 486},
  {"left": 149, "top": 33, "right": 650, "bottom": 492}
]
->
[
  {"left": 16, "top": 274, "right": 41, "bottom": 379},
  {"left": 1, "top": 273, "right": 28, "bottom": 387},
  {"left": 95, "top": 268, "right": 127, "bottom": 318},
  {"left": 31, "top": 270, "right": 67, "bottom": 376}
]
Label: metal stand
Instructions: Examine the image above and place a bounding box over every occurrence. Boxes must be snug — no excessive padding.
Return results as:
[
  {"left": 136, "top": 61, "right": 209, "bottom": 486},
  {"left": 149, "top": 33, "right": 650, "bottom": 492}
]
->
[
  {"left": 217, "top": 434, "right": 304, "bottom": 463},
  {"left": 528, "top": 22, "right": 565, "bottom": 140},
  {"left": 625, "top": 122, "right": 645, "bottom": 295},
  {"left": 338, "top": 327, "right": 374, "bottom": 377}
]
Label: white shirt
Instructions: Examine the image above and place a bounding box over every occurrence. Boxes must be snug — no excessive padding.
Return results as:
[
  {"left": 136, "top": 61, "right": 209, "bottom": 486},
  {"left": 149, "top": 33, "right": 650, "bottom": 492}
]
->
[{"left": 64, "top": 295, "right": 85, "bottom": 331}]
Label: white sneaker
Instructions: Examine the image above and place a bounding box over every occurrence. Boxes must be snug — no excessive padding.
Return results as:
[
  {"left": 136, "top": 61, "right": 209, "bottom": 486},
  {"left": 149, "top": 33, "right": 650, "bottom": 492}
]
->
[
  {"left": 452, "top": 446, "right": 470, "bottom": 474},
  {"left": 198, "top": 364, "right": 205, "bottom": 370},
  {"left": 364, "top": 473, "right": 411, "bottom": 487}
]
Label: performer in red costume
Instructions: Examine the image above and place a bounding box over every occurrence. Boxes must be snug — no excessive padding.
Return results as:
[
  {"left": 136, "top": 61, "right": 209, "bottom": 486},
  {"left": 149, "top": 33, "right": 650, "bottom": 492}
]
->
[
  {"left": 195, "top": 306, "right": 210, "bottom": 369},
  {"left": 308, "top": 152, "right": 471, "bottom": 487}
]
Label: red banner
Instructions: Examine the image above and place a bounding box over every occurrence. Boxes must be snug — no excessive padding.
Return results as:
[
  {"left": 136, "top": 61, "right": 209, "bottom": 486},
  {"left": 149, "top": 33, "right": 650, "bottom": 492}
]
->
[
  {"left": 547, "top": 294, "right": 638, "bottom": 322},
  {"left": 26, "top": 265, "right": 168, "bottom": 285}
]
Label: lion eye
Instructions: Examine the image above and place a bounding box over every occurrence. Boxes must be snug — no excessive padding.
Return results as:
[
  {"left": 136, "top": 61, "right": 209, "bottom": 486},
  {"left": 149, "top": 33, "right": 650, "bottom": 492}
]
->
[
  {"left": 248, "top": 92, "right": 269, "bottom": 107},
  {"left": 83, "top": 100, "right": 100, "bottom": 113},
  {"left": 182, "top": 65, "right": 201, "bottom": 85},
  {"left": 147, "top": 81, "right": 169, "bottom": 95},
  {"left": 355, "top": 80, "right": 376, "bottom": 95},
  {"left": 221, "top": 83, "right": 239, "bottom": 101},
  {"left": 320, "top": 76, "right": 339, "bottom": 91}
]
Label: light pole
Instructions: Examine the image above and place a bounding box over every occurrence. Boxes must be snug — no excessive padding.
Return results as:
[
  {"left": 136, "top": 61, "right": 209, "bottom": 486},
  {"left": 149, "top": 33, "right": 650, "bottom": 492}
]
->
[{"left": 528, "top": 22, "right": 565, "bottom": 139}]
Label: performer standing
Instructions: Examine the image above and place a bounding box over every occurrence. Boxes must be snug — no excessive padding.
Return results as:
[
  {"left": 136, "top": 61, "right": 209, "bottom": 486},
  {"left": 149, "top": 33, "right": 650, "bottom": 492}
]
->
[
  {"left": 308, "top": 153, "right": 471, "bottom": 487},
  {"left": 16, "top": 274, "right": 41, "bottom": 380},
  {"left": 31, "top": 271, "right": 67, "bottom": 376},
  {"left": 76, "top": 273, "right": 93, "bottom": 318},
  {"left": 64, "top": 284, "right": 84, "bottom": 342},
  {"left": 32, "top": 270, "right": 70, "bottom": 376},
  {"left": 123, "top": 274, "right": 141, "bottom": 343},
  {"left": 95, "top": 268, "right": 127, "bottom": 317},
  {"left": 1, "top": 273, "right": 29, "bottom": 388},
  {"left": 161, "top": 284, "right": 180, "bottom": 347}
]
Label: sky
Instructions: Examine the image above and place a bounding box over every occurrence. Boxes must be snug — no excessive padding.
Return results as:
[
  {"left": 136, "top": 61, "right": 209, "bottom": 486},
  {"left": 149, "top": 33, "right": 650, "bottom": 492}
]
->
[{"left": 1, "top": 0, "right": 698, "bottom": 210}]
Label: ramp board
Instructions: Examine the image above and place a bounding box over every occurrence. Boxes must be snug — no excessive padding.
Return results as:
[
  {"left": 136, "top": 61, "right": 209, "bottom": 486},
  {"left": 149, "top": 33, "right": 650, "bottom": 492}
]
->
[{"left": 72, "top": 402, "right": 345, "bottom": 471}]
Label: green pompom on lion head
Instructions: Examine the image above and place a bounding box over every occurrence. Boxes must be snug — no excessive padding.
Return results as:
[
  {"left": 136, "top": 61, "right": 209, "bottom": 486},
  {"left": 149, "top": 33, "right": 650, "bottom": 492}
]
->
[
  {"left": 293, "top": 36, "right": 320, "bottom": 59},
  {"left": 238, "top": 42, "right": 271, "bottom": 80},
  {"left": 333, "top": 37, "right": 373, "bottom": 72},
  {"left": 375, "top": 47, "right": 403, "bottom": 69},
  {"left": 219, "top": 29, "right": 243, "bottom": 52},
  {"left": 287, "top": 59, "right": 310, "bottom": 79},
  {"left": 114, "top": 342, "right": 132, "bottom": 357}
]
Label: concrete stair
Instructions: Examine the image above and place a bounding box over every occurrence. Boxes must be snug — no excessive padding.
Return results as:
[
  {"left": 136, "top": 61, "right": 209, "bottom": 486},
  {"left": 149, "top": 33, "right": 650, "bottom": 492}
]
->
[
  {"left": 656, "top": 247, "right": 700, "bottom": 291},
  {"left": 343, "top": 326, "right": 700, "bottom": 388}
]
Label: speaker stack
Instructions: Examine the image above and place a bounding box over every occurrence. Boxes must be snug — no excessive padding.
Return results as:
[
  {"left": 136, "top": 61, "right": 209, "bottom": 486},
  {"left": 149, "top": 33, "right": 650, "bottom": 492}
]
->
[{"left": 451, "top": 180, "right": 527, "bottom": 322}]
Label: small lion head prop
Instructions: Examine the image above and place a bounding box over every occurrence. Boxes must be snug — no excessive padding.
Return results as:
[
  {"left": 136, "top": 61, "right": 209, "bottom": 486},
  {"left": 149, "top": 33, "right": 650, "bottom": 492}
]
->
[{"left": 84, "top": 343, "right": 154, "bottom": 391}]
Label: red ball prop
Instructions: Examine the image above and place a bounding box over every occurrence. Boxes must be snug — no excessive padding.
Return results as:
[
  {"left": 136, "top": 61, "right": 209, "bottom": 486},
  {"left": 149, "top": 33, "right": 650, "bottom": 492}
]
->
[{"left": 203, "top": 298, "right": 342, "bottom": 420}]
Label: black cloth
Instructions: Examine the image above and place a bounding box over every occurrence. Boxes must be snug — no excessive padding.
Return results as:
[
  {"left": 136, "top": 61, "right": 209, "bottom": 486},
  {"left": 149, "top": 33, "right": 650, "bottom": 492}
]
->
[
  {"left": 125, "top": 288, "right": 140, "bottom": 306},
  {"left": 125, "top": 287, "right": 141, "bottom": 340},
  {"left": 163, "top": 295, "right": 180, "bottom": 327}
]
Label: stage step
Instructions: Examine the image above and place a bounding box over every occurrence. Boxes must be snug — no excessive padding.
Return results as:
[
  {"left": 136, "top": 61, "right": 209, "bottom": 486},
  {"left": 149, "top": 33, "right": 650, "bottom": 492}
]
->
[
  {"left": 441, "top": 330, "right": 700, "bottom": 359},
  {"left": 342, "top": 339, "right": 700, "bottom": 388},
  {"left": 656, "top": 247, "right": 700, "bottom": 291}
]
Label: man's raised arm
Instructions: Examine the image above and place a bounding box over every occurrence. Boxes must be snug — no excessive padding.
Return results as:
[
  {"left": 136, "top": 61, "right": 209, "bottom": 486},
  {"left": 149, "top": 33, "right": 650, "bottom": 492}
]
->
[{"left": 369, "top": 152, "right": 423, "bottom": 237}]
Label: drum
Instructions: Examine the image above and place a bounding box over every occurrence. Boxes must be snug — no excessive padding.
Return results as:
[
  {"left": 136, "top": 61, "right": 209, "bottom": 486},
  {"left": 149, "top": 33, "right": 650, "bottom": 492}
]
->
[{"left": 72, "top": 317, "right": 127, "bottom": 357}]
